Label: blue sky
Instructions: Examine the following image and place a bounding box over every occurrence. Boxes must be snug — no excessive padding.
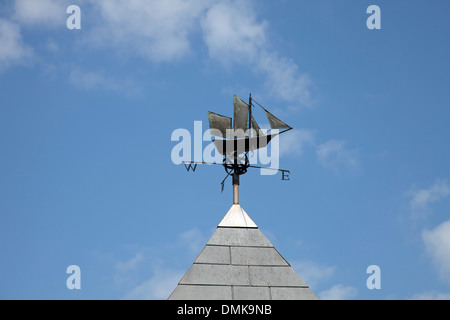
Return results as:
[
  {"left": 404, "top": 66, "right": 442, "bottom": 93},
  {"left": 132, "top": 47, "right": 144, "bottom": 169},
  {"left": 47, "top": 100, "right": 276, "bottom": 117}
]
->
[{"left": 1, "top": 0, "right": 450, "bottom": 300}]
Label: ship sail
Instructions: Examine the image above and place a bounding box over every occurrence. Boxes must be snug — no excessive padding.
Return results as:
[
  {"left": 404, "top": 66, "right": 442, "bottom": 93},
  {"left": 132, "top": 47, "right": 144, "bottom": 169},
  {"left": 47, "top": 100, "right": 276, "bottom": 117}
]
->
[
  {"left": 263, "top": 108, "right": 292, "bottom": 131},
  {"left": 233, "top": 95, "right": 249, "bottom": 138},
  {"left": 208, "top": 94, "right": 291, "bottom": 156},
  {"left": 208, "top": 111, "right": 232, "bottom": 139},
  {"left": 251, "top": 115, "right": 262, "bottom": 136}
]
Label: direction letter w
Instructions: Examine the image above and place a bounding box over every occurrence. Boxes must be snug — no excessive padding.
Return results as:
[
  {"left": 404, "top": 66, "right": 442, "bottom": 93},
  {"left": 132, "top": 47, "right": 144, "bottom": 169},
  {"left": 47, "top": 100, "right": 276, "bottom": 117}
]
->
[{"left": 184, "top": 163, "right": 197, "bottom": 172}]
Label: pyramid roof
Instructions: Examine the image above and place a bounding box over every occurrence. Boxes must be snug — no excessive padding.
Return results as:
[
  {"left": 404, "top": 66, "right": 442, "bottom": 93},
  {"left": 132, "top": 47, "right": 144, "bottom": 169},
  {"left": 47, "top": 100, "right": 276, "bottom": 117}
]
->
[{"left": 168, "top": 204, "right": 318, "bottom": 300}]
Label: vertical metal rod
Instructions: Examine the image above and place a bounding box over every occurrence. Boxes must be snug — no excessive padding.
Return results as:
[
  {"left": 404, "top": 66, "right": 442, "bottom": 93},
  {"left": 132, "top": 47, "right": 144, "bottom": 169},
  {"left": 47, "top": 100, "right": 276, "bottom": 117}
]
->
[
  {"left": 233, "top": 173, "right": 239, "bottom": 204},
  {"left": 248, "top": 93, "right": 252, "bottom": 136}
]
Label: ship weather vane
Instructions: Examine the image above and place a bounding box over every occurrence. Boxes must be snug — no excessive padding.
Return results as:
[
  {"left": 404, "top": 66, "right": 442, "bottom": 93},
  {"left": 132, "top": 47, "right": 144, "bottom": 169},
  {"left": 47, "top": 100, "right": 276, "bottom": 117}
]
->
[{"left": 183, "top": 93, "right": 293, "bottom": 200}]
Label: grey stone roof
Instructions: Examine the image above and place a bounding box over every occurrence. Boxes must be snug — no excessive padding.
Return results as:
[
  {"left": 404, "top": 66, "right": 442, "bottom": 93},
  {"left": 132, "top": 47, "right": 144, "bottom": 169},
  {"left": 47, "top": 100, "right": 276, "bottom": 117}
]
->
[{"left": 168, "top": 205, "right": 319, "bottom": 300}]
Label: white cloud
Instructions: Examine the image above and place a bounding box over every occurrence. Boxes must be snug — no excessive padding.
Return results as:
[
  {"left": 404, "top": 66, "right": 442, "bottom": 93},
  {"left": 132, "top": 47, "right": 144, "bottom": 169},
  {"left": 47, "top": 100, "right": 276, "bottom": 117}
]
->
[
  {"left": 291, "top": 260, "right": 358, "bottom": 300},
  {"left": 45, "top": 38, "right": 60, "bottom": 53},
  {"left": 319, "top": 284, "right": 358, "bottom": 300},
  {"left": 179, "top": 228, "right": 206, "bottom": 254},
  {"left": 422, "top": 220, "right": 450, "bottom": 284},
  {"left": 113, "top": 252, "right": 146, "bottom": 288},
  {"left": 279, "top": 129, "right": 315, "bottom": 157},
  {"left": 90, "top": 0, "right": 208, "bottom": 62},
  {"left": 123, "top": 267, "right": 183, "bottom": 300},
  {"left": 113, "top": 228, "right": 209, "bottom": 299},
  {"left": 407, "top": 180, "right": 450, "bottom": 219},
  {"left": 0, "top": 18, "right": 33, "bottom": 72},
  {"left": 13, "top": 0, "right": 66, "bottom": 27},
  {"left": 201, "top": 0, "right": 313, "bottom": 107},
  {"left": 68, "top": 66, "right": 140, "bottom": 95},
  {"left": 410, "top": 291, "right": 450, "bottom": 300},
  {"left": 115, "top": 252, "right": 144, "bottom": 273},
  {"left": 200, "top": 0, "right": 266, "bottom": 66},
  {"left": 0, "top": 1, "right": 63, "bottom": 73},
  {"left": 257, "top": 51, "right": 313, "bottom": 106},
  {"left": 316, "top": 139, "right": 360, "bottom": 175},
  {"left": 112, "top": 253, "right": 183, "bottom": 299},
  {"left": 291, "top": 260, "right": 335, "bottom": 288},
  {"left": 69, "top": 67, "right": 107, "bottom": 89},
  {"left": 88, "top": 0, "right": 312, "bottom": 106},
  {"left": 4, "top": 0, "right": 314, "bottom": 107}
]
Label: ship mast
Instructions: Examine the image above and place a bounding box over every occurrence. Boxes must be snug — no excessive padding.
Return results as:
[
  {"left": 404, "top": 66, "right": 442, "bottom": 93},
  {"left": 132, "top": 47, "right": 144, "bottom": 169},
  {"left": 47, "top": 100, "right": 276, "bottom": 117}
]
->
[{"left": 232, "top": 93, "right": 252, "bottom": 205}]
